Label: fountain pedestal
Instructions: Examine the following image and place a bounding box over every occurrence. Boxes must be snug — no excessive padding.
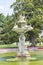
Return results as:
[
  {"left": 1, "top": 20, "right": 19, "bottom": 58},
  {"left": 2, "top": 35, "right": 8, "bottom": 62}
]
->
[{"left": 17, "top": 34, "right": 30, "bottom": 57}]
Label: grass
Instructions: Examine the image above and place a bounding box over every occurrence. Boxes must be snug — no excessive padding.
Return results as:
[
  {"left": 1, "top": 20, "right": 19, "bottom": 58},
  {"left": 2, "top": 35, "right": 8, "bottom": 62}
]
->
[
  {"left": 0, "top": 60, "right": 43, "bottom": 65},
  {"left": 0, "top": 42, "right": 43, "bottom": 48},
  {"left": 0, "top": 49, "right": 43, "bottom": 65},
  {"left": 36, "top": 43, "right": 43, "bottom": 46},
  {"left": 0, "top": 43, "right": 18, "bottom": 48}
]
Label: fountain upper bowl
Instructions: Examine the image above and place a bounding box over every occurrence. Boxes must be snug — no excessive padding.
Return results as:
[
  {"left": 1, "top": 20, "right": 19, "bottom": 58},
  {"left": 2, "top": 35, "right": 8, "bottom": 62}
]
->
[{"left": 12, "top": 25, "right": 33, "bottom": 34}]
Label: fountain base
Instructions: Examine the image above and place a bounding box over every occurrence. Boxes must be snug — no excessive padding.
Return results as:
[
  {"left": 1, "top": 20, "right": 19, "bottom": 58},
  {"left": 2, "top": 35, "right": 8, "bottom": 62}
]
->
[{"left": 17, "top": 51, "right": 30, "bottom": 57}]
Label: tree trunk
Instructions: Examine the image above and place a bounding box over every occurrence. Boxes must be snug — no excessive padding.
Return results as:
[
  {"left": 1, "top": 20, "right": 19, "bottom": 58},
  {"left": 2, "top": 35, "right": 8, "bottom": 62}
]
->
[
  {"left": 31, "top": 36, "right": 36, "bottom": 47},
  {"left": 30, "top": 32, "right": 36, "bottom": 47}
]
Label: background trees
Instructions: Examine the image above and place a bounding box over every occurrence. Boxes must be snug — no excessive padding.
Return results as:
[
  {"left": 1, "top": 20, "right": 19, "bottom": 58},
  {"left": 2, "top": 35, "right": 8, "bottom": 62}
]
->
[
  {"left": 11, "top": 0, "right": 43, "bottom": 46},
  {"left": 0, "top": 0, "right": 43, "bottom": 46},
  {"left": 0, "top": 14, "right": 19, "bottom": 44}
]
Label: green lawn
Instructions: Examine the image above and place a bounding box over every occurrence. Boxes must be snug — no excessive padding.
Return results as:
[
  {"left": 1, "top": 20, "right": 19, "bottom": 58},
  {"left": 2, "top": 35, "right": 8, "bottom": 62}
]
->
[
  {"left": 0, "top": 43, "right": 18, "bottom": 48},
  {"left": 36, "top": 43, "right": 43, "bottom": 46},
  {"left": 0, "top": 43, "right": 43, "bottom": 48},
  {"left": 0, "top": 60, "right": 43, "bottom": 65},
  {"left": 0, "top": 42, "right": 43, "bottom": 65},
  {"left": 0, "top": 49, "right": 43, "bottom": 65}
]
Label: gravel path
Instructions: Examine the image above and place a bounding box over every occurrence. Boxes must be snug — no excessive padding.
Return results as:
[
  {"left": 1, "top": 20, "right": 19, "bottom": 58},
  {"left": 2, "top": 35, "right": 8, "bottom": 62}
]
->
[{"left": 0, "top": 47, "right": 43, "bottom": 53}]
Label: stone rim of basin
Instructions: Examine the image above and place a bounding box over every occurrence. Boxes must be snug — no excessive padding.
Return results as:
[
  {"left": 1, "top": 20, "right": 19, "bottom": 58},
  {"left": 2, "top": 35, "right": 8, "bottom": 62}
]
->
[{"left": 6, "top": 57, "right": 37, "bottom": 62}]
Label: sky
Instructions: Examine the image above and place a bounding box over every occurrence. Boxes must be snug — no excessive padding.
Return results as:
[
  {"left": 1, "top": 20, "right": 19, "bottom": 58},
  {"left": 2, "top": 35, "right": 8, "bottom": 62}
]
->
[{"left": 0, "top": 0, "right": 16, "bottom": 16}]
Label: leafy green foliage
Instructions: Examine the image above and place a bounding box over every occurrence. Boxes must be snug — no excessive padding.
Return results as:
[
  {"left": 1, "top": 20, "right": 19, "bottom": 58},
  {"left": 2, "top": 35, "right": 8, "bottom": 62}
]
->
[
  {"left": 0, "top": 0, "right": 43, "bottom": 45},
  {"left": 11, "top": 0, "right": 43, "bottom": 46}
]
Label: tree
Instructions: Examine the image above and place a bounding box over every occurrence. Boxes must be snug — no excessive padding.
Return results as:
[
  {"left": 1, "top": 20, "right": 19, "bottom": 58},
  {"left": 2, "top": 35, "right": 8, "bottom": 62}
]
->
[
  {"left": 0, "top": 14, "right": 19, "bottom": 44},
  {"left": 11, "top": 0, "right": 43, "bottom": 46}
]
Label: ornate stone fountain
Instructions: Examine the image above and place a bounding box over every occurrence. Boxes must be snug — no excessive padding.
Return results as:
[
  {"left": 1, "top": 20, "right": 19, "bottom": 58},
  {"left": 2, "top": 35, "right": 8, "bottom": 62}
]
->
[{"left": 12, "top": 15, "right": 33, "bottom": 57}]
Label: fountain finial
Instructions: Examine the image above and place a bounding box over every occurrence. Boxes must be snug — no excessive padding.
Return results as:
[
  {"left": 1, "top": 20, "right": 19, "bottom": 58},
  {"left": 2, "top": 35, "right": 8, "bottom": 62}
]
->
[{"left": 18, "top": 15, "right": 26, "bottom": 23}]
